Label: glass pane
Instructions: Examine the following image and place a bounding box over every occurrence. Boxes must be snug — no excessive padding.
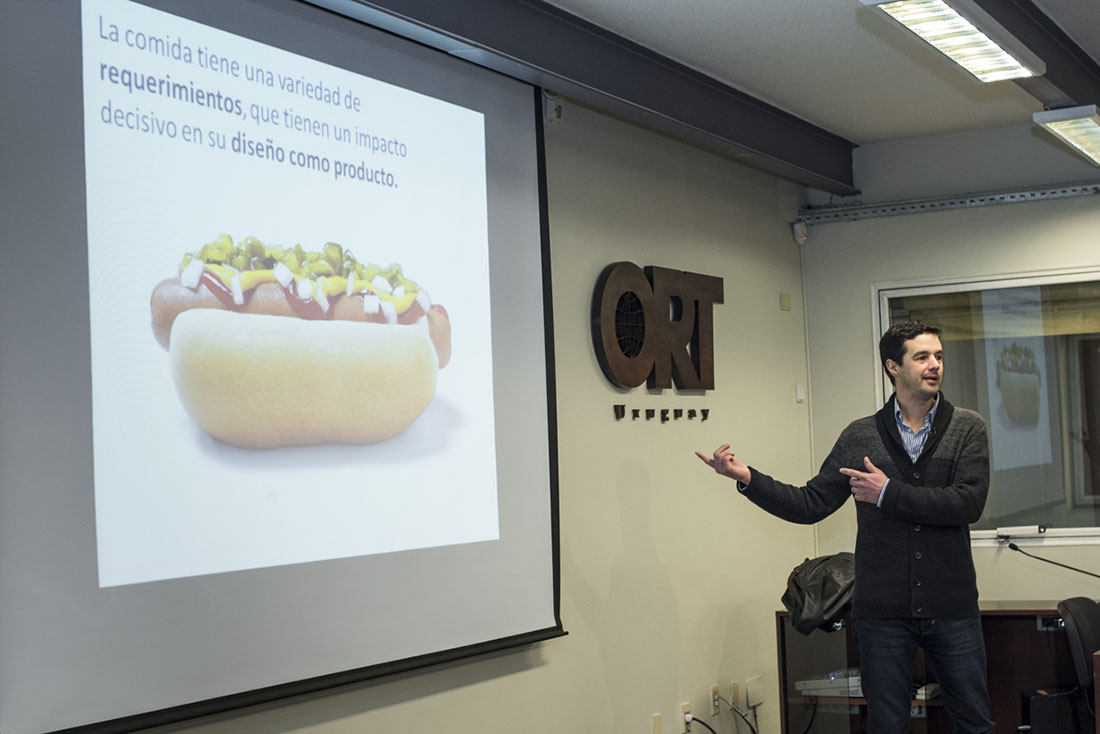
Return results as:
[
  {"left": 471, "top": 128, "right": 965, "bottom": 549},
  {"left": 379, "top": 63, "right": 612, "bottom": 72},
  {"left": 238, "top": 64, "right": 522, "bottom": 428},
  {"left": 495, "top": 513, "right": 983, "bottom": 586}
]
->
[
  {"left": 781, "top": 615, "right": 856, "bottom": 734},
  {"left": 886, "top": 279, "right": 1100, "bottom": 531}
]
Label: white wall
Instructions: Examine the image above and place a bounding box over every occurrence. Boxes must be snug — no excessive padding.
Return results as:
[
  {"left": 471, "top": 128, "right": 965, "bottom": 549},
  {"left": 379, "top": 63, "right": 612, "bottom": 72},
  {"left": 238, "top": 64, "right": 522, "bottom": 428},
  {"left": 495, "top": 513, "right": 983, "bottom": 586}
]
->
[
  {"left": 802, "top": 129, "right": 1100, "bottom": 603},
  {"left": 142, "top": 100, "right": 817, "bottom": 734}
]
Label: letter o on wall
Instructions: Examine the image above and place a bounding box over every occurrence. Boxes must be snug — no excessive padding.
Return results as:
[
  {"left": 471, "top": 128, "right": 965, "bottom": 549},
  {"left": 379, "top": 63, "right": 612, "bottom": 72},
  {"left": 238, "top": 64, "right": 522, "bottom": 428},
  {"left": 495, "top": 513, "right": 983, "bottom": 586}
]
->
[{"left": 591, "top": 262, "right": 658, "bottom": 388}]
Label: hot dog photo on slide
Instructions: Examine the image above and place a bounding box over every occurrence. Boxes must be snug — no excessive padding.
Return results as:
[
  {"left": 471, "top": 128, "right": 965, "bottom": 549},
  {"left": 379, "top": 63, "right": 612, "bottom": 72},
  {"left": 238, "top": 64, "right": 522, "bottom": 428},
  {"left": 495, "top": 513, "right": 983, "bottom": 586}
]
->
[
  {"left": 150, "top": 235, "right": 452, "bottom": 448},
  {"left": 82, "top": 0, "right": 504, "bottom": 587}
]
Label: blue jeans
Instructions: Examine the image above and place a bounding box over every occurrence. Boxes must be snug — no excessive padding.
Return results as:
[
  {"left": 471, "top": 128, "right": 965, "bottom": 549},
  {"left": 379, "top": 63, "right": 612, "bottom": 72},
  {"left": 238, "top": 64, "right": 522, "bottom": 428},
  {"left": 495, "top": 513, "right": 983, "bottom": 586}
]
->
[{"left": 854, "top": 617, "right": 996, "bottom": 734}]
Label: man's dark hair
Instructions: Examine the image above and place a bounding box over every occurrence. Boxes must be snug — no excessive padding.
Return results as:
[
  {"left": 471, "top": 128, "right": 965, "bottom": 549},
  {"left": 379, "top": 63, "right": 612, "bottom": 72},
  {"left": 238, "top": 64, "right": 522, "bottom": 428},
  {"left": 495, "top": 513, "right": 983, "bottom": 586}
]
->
[{"left": 879, "top": 321, "right": 942, "bottom": 385}]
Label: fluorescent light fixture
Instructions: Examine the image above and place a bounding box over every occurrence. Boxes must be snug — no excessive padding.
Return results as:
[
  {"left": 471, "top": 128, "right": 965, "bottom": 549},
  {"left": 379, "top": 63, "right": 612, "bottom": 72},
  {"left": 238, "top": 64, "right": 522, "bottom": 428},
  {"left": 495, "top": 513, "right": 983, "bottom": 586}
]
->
[
  {"left": 1034, "top": 105, "right": 1100, "bottom": 166},
  {"left": 861, "top": 0, "right": 1045, "bottom": 82}
]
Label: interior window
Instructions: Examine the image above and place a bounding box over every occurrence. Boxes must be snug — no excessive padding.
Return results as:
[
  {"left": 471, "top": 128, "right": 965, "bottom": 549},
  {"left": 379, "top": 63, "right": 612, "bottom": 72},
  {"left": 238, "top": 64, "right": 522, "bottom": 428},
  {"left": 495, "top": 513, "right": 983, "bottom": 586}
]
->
[{"left": 881, "top": 275, "right": 1100, "bottom": 531}]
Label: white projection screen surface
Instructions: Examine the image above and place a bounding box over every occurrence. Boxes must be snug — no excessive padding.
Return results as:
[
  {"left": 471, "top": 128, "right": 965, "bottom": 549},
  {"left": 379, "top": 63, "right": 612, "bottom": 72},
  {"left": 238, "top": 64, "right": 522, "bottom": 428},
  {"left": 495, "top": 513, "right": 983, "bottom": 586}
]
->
[{"left": 0, "top": 1, "right": 561, "bottom": 732}]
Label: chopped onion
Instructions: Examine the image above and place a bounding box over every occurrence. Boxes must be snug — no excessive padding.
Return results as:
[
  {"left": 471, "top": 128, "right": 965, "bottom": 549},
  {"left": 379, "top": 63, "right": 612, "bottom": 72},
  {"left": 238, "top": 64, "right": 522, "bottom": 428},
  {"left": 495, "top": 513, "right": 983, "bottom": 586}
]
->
[
  {"left": 370, "top": 275, "right": 392, "bottom": 294},
  {"left": 393, "top": 285, "right": 405, "bottom": 299},
  {"left": 180, "top": 259, "right": 205, "bottom": 289},
  {"left": 380, "top": 300, "right": 397, "bottom": 325},
  {"left": 345, "top": 275, "right": 355, "bottom": 297},
  {"left": 315, "top": 279, "right": 330, "bottom": 313},
  {"left": 296, "top": 278, "right": 312, "bottom": 301},
  {"left": 273, "top": 262, "right": 293, "bottom": 287},
  {"left": 230, "top": 272, "right": 245, "bottom": 306},
  {"left": 416, "top": 290, "right": 432, "bottom": 311},
  {"left": 361, "top": 294, "right": 380, "bottom": 314}
]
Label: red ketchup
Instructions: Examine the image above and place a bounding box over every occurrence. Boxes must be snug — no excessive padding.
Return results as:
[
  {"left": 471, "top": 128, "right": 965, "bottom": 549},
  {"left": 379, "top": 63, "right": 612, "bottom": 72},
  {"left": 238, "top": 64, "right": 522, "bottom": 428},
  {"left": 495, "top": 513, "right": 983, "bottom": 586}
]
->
[
  {"left": 398, "top": 300, "right": 425, "bottom": 325},
  {"left": 199, "top": 268, "right": 418, "bottom": 324},
  {"left": 285, "top": 279, "right": 332, "bottom": 320},
  {"left": 199, "top": 271, "right": 244, "bottom": 310}
]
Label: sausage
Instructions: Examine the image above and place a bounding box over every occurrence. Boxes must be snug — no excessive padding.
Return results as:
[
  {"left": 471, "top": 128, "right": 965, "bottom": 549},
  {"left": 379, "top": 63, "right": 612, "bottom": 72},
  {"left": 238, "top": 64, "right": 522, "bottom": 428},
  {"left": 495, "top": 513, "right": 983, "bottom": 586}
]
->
[{"left": 150, "top": 250, "right": 451, "bottom": 368}]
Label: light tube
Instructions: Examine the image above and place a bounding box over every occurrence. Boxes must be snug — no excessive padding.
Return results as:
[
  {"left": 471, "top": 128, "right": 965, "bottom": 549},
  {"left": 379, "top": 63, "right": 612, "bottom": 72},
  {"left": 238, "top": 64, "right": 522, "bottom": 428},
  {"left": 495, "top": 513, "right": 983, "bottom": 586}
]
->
[
  {"left": 862, "top": 0, "right": 1045, "bottom": 82},
  {"left": 1034, "top": 105, "right": 1100, "bottom": 166}
]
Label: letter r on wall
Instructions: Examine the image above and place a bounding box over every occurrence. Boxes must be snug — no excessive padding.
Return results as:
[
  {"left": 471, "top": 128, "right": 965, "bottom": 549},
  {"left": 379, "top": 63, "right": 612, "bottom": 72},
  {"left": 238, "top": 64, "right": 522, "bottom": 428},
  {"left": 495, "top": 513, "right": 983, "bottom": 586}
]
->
[{"left": 648, "top": 267, "right": 723, "bottom": 390}]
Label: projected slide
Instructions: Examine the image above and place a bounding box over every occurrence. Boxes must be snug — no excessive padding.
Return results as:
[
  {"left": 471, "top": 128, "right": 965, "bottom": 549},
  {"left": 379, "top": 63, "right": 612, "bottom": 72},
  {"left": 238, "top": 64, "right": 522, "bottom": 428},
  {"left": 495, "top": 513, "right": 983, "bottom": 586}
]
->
[
  {"left": 981, "top": 287, "right": 1052, "bottom": 472},
  {"left": 82, "top": 0, "right": 499, "bottom": 586}
]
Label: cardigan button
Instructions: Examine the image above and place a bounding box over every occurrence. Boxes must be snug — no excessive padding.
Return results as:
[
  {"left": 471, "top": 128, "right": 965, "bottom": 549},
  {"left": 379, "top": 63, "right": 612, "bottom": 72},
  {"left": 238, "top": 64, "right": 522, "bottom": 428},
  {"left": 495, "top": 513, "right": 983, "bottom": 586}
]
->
[
  {"left": 914, "top": 605, "right": 923, "bottom": 614},
  {"left": 913, "top": 471, "right": 921, "bottom": 479},
  {"left": 913, "top": 525, "right": 921, "bottom": 532},
  {"left": 915, "top": 579, "right": 922, "bottom": 587},
  {"left": 915, "top": 551, "right": 922, "bottom": 560}
]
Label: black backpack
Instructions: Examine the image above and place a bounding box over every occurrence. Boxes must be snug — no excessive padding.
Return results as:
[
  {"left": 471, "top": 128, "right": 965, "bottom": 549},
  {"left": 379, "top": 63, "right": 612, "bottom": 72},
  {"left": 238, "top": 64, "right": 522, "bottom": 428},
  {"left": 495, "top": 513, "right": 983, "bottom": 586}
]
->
[{"left": 782, "top": 552, "right": 855, "bottom": 635}]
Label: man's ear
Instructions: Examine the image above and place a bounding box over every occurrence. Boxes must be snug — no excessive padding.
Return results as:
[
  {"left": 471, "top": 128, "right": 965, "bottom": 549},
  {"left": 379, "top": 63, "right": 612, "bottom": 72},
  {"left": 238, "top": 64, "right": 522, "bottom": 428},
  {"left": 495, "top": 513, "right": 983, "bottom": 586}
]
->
[{"left": 886, "top": 359, "right": 900, "bottom": 377}]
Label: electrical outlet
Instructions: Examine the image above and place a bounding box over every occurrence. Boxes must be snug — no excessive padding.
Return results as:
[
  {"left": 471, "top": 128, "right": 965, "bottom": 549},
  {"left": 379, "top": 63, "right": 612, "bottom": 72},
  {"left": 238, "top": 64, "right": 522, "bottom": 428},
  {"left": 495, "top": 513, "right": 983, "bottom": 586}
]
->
[
  {"left": 681, "top": 702, "right": 691, "bottom": 733},
  {"left": 1037, "top": 616, "right": 1062, "bottom": 631},
  {"left": 730, "top": 680, "right": 740, "bottom": 708},
  {"left": 745, "top": 675, "right": 764, "bottom": 708},
  {"left": 711, "top": 684, "right": 721, "bottom": 715}
]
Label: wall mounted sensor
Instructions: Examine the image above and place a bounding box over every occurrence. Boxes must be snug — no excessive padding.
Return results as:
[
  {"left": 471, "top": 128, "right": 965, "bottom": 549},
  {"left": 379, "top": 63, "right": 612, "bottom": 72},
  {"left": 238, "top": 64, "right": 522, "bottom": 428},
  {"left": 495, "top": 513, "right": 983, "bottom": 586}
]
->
[{"left": 791, "top": 219, "right": 808, "bottom": 245}]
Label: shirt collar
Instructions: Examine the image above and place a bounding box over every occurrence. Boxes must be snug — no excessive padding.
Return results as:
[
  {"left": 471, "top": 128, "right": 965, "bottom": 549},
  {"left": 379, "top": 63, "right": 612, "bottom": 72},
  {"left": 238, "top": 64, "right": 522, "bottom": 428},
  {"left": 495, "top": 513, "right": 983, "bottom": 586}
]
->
[{"left": 893, "top": 393, "right": 940, "bottom": 430}]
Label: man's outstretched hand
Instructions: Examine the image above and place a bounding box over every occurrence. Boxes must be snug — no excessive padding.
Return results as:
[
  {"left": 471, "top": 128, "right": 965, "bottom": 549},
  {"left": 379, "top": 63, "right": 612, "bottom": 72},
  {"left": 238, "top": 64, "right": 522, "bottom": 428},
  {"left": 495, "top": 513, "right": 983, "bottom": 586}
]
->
[{"left": 695, "top": 443, "right": 752, "bottom": 485}]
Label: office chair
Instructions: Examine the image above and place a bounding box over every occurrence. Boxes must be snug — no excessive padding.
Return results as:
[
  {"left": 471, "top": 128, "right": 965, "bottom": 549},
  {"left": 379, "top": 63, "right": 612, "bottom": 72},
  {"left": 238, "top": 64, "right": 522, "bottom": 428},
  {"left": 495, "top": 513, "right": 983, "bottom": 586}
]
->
[{"left": 1057, "top": 596, "right": 1100, "bottom": 730}]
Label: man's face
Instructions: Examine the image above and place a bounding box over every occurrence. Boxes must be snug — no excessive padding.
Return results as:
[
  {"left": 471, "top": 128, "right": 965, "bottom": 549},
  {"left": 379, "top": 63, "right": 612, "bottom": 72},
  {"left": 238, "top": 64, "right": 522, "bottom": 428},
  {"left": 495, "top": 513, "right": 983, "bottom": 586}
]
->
[{"left": 889, "top": 333, "right": 943, "bottom": 401}]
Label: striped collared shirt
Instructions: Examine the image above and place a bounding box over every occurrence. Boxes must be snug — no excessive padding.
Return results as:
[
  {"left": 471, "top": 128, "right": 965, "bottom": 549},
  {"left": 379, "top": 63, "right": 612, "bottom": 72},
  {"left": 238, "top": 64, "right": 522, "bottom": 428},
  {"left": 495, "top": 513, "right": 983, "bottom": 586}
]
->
[
  {"left": 895, "top": 394, "right": 940, "bottom": 463},
  {"left": 877, "top": 395, "right": 940, "bottom": 507}
]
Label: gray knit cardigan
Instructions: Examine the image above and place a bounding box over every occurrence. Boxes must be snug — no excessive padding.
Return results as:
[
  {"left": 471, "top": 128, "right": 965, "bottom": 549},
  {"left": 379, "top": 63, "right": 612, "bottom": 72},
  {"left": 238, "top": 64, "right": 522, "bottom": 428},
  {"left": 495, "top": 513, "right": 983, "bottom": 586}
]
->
[{"left": 743, "top": 395, "right": 990, "bottom": 619}]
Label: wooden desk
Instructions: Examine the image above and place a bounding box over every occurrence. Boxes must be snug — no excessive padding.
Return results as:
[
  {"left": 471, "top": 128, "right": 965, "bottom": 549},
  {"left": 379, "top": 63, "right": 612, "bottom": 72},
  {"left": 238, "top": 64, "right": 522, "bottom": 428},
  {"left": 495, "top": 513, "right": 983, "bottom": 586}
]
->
[
  {"left": 776, "top": 603, "right": 1077, "bottom": 734},
  {"left": 979, "top": 602, "right": 1076, "bottom": 731}
]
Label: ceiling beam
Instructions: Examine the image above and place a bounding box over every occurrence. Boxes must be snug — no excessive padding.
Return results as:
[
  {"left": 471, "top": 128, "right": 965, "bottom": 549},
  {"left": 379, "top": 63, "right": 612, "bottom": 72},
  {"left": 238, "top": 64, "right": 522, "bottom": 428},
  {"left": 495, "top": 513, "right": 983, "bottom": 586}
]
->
[
  {"left": 978, "top": 0, "right": 1100, "bottom": 108},
  {"left": 305, "top": 0, "right": 859, "bottom": 194}
]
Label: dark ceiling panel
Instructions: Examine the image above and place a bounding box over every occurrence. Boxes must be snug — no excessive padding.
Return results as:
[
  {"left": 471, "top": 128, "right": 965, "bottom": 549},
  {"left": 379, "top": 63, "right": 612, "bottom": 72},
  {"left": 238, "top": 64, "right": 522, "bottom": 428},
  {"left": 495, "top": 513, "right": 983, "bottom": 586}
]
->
[
  {"left": 980, "top": 0, "right": 1100, "bottom": 108},
  {"left": 306, "top": 0, "right": 1100, "bottom": 195},
  {"left": 306, "top": 0, "right": 860, "bottom": 194}
]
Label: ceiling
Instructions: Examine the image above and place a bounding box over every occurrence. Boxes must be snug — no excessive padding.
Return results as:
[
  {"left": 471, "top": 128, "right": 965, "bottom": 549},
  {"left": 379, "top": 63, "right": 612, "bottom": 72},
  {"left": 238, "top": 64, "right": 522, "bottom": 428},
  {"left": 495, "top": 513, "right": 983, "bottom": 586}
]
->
[
  {"left": 537, "top": 0, "right": 1100, "bottom": 146},
  {"left": 322, "top": 0, "right": 1100, "bottom": 193}
]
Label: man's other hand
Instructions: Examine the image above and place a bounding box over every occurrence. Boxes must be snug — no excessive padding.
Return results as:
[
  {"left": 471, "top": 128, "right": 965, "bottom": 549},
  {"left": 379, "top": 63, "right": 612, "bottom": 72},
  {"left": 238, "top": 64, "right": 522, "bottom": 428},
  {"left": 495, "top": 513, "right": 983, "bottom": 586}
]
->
[{"left": 840, "top": 456, "right": 887, "bottom": 504}]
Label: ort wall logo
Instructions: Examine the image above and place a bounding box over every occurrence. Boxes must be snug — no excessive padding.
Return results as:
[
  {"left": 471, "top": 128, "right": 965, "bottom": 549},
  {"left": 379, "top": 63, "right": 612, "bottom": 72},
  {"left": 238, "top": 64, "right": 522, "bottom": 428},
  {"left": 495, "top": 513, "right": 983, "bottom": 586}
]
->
[{"left": 591, "top": 262, "right": 723, "bottom": 390}]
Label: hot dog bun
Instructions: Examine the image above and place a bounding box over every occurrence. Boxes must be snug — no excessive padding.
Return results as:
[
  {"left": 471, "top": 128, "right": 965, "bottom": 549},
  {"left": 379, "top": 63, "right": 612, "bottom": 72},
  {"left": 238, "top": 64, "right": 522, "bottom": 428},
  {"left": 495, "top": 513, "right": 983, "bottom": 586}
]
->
[{"left": 169, "top": 309, "right": 438, "bottom": 448}]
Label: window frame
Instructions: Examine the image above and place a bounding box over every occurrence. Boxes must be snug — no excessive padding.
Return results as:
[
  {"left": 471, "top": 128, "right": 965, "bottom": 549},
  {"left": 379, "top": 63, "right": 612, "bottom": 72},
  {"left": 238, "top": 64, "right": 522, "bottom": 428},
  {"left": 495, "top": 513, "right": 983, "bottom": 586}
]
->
[{"left": 873, "top": 266, "right": 1100, "bottom": 547}]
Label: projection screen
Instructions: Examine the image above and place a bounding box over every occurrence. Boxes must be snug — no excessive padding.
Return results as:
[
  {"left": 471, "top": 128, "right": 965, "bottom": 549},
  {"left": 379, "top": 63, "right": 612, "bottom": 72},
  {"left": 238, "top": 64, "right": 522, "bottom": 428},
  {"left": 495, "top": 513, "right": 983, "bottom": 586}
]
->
[{"left": 0, "top": 1, "right": 561, "bottom": 731}]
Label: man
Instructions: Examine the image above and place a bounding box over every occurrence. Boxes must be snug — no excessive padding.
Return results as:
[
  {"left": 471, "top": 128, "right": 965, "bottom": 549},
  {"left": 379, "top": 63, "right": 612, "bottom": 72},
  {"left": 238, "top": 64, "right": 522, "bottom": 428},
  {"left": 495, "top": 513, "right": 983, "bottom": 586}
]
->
[{"left": 696, "top": 321, "right": 994, "bottom": 734}]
